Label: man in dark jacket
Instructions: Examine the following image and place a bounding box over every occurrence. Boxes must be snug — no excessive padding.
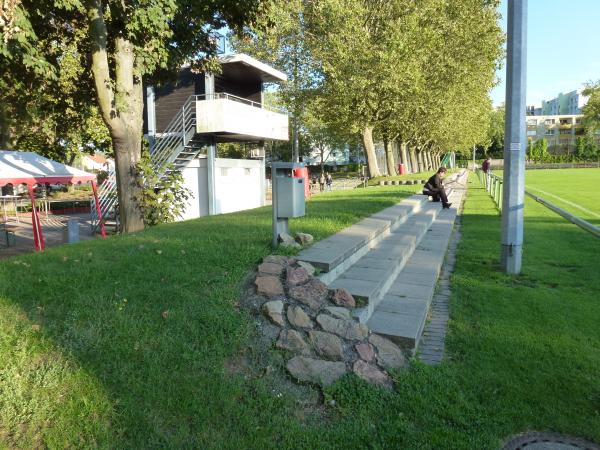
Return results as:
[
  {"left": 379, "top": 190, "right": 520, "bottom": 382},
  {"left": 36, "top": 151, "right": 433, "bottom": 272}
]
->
[{"left": 424, "top": 167, "right": 452, "bottom": 209}]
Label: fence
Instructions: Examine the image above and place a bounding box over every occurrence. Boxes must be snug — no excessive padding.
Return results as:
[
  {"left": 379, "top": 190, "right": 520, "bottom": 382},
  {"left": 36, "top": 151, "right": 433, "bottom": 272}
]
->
[{"left": 475, "top": 169, "right": 600, "bottom": 238}]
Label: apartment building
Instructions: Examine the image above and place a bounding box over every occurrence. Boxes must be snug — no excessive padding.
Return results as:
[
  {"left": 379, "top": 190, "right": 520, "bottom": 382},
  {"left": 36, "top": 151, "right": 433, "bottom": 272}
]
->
[
  {"left": 527, "top": 89, "right": 589, "bottom": 116},
  {"left": 526, "top": 114, "right": 592, "bottom": 154}
]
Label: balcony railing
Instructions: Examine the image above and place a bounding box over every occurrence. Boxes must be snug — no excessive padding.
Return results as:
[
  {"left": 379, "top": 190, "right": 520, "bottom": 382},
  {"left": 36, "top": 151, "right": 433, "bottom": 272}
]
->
[{"left": 193, "top": 93, "right": 285, "bottom": 114}]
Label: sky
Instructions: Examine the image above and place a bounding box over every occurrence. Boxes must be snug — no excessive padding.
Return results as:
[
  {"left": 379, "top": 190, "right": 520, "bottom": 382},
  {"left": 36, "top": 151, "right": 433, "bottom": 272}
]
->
[{"left": 490, "top": 0, "right": 600, "bottom": 107}]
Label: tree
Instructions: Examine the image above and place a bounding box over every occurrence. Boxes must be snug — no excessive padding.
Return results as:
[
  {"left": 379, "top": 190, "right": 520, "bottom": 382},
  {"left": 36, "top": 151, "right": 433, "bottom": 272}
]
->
[
  {"left": 582, "top": 80, "right": 600, "bottom": 133},
  {"left": 5, "top": 1, "right": 265, "bottom": 232},
  {"left": 575, "top": 135, "right": 599, "bottom": 161}
]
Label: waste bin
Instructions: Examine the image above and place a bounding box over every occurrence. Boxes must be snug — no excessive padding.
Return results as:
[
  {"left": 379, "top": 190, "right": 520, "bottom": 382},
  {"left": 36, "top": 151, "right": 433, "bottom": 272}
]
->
[
  {"left": 292, "top": 167, "right": 311, "bottom": 198},
  {"left": 398, "top": 163, "right": 406, "bottom": 175}
]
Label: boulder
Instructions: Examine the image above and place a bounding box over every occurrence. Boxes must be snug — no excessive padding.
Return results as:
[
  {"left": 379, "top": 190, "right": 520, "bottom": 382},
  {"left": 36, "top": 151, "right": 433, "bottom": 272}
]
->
[
  {"left": 276, "top": 329, "right": 311, "bottom": 356},
  {"left": 289, "top": 278, "right": 329, "bottom": 310},
  {"left": 279, "top": 233, "right": 301, "bottom": 249},
  {"left": 286, "top": 356, "right": 347, "bottom": 386},
  {"left": 324, "top": 306, "right": 352, "bottom": 321},
  {"left": 262, "top": 300, "right": 285, "bottom": 327},
  {"left": 286, "top": 305, "right": 313, "bottom": 329},
  {"left": 353, "top": 360, "right": 392, "bottom": 388},
  {"left": 255, "top": 276, "right": 284, "bottom": 298},
  {"left": 369, "top": 334, "right": 406, "bottom": 369},
  {"left": 308, "top": 330, "right": 344, "bottom": 361},
  {"left": 316, "top": 314, "right": 368, "bottom": 341},
  {"left": 258, "top": 262, "right": 284, "bottom": 276},
  {"left": 263, "top": 255, "right": 290, "bottom": 266},
  {"left": 297, "top": 261, "right": 316, "bottom": 277},
  {"left": 330, "top": 288, "right": 356, "bottom": 308},
  {"left": 355, "top": 342, "right": 376, "bottom": 363},
  {"left": 295, "top": 232, "right": 314, "bottom": 245},
  {"left": 286, "top": 266, "right": 310, "bottom": 287}
]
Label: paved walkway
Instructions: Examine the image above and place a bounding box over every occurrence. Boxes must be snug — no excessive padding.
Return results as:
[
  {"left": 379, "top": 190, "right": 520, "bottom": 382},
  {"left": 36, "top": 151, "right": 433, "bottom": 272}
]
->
[
  {"left": 0, "top": 213, "right": 96, "bottom": 258},
  {"left": 297, "top": 171, "right": 468, "bottom": 354}
]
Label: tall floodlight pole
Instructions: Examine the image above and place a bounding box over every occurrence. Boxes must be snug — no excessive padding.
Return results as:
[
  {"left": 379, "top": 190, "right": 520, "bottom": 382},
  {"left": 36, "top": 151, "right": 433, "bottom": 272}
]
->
[{"left": 501, "top": 0, "right": 527, "bottom": 274}]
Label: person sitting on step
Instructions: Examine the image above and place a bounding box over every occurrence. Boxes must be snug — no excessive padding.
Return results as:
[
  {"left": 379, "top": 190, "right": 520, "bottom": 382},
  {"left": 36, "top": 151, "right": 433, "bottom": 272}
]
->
[{"left": 423, "top": 167, "right": 452, "bottom": 209}]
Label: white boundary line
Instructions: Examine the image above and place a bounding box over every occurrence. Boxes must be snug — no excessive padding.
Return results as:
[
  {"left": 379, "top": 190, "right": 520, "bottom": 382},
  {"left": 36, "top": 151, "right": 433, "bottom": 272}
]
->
[{"left": 526, "top": 186, "right": 600, "bottom": 219}]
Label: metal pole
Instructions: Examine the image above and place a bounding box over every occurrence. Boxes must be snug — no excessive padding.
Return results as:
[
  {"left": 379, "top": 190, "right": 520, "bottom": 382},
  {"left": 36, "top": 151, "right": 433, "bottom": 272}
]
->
[{"left": 501, "top": 0, "right": 527, "bottom": 274}]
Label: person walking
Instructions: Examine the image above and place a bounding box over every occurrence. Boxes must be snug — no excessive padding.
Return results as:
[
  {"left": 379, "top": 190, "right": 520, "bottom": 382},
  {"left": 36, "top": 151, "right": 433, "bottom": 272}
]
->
[
  {"left": 326, "top": 173, "right": 333, "bottom": 191},
  {"left": 423, "top": 167, "right": 452, "bottom": 209},
  {"left": 319, "top": 172, "right": 325, "bottom": 192}
]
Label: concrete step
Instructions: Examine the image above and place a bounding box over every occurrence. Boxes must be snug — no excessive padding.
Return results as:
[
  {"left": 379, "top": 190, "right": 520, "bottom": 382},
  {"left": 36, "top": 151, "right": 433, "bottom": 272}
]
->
[
  {"left": 297, "top": 195, "right": 430, "bottom": 282},
  {"left": 329, "top": 203, "right": 441, "bottom": 322},
  {"left": 366, "top": 186, "right": 464, "bottom": 354}
]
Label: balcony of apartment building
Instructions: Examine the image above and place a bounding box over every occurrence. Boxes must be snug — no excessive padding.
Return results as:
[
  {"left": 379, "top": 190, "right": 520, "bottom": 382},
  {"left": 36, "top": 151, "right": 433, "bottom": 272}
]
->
[{"left": 195, "top": 92, "right": 288, "bottom": 141}]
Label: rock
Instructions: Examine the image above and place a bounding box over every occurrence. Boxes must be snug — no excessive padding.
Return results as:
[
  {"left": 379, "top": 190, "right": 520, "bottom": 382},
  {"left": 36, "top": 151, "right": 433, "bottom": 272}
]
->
[
  {"left": 295, "top": 232, "right": 314, "bottom": 245},
  {"left": 324, "top": 306, "right": 352, "bottom": 321},
  {"left": 279, "top": 233, "right": 301, "bottom": 249},
  {"left": 286, "top": 266, "right": 310, "bottom": 287},
  {"left": 316, "top": 314, "right": 368, "bottom": 341},
  {"left": 287, "top": 305, "right": 313, "bottom": 329},
  {"left": 255, "top": 276, "right": 284, "bottom": 298},
  {"left": 258, "top": 262, "right": 284, "bottom": 276},
  {"left": 355, "top": 342, "right": 376, "bottom": 363},
  {"left": 276, "top": 329, "right": 311, "bottom": 355},
  {"left": 286, "top": 356, "right": 347, "bottom": 386},
  {"left": 297, "top": 260, "right": 316, "bottom": 276},
  {"left": 308, "top": 330, "right": 344, "bottom": 361},
  {"left": 369, "top": 334, "right": 406, "bottom": 369},
  {"left": 330, "top": 288, "right": 356, "bottom": 308},
  {"left": 353, "top": 360, "right": 392, "bottom": 388},
  {"left": 262, "top": 300, "right": 285, "bottom": 327},
  {"left": 289, "top": 278, "right": 329, "bottom": 310},
  {"left": 263, "top": 255, "right": 290, "bottom": 266}
]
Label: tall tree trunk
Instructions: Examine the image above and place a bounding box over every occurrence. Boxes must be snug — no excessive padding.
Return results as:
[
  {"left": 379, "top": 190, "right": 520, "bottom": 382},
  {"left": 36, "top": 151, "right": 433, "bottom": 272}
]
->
[
  {"left": 87, "top": 3, "right": 144, "bottom": 233},
  {"left": 408, "top": 145, "right": 419, "bottom": 173},
  {"left": 417, "top": 149, "right": 425, "bottom": 173},
  {"left": 384, "top": 137, "right": 396, "bottom": 176},
  {"left": 426, "top": 151, "right": 433, "bottom": 170},
  {"left": 362, "top": 126, "right": 381, "bottom": 177},
  {"left": 399, "top": 141, "right": 410, "bottom": 173},
  {"left": 0, "top": 103, "right": 10, "bottom": 148}
]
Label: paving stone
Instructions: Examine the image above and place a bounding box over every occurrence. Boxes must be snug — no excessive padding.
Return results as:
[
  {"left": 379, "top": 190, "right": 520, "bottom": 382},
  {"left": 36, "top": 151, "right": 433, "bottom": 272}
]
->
[
  {"left": 255, "top": 276, "right": 284, "bottom": 298},
  {"left": 329, "top": 278, "right": 378, "bottom": 301},
  {"left": 369, "top": 333, "right": 407, "bottom": 369},
  {"left": 330, "top": 288, "right": 356, "bottom": 308},
  {"left": 387, "top": 281, "right": 435, "bottom": 301},
  {"left": 353, "top": 360, "right": 392, "bottom": 388},
  {"left": 316, "top": 314, "right": 369, "bottom": 340},
  {"left": 289, "top": 278, "right": 329, "bottom": 310},
  {"left": 276, "top": 329, "right": 311, "bottom": 355},
  {"left": 308, "top": 330, "right": 344, "bottom": 361},
  {"left": 286, "top": 266, "right": 310, "bottom": 287},
  {"left": 287, "top": 305, "right": 313, "bottom": 329},
  {"left": 262, "top": 300, "right": 285, "bottom": 326},
  {"left": 286, "top": 356, "right": 347, "bottom": 386},
  {"left": 258, "top": 262, "right": 285, "bottom": 276}
]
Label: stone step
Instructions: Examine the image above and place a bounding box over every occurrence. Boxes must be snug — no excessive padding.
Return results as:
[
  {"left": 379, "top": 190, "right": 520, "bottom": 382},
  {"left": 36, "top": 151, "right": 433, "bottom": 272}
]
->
[
  {"left": 329, "top": 204, "right": 441, "bottom": 322},
  {"left": 297, "top": 195, "right": 430, "bottom": 283},
  {"left": 366, "top": 186, "right": 465, "bottom": 354}
]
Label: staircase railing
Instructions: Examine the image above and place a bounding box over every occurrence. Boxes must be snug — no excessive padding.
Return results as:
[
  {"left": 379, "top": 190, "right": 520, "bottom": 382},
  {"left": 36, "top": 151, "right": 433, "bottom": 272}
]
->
[
  {"left": 150, "top": 95, "right": 198, "bottom": 170},
  {"left": 90, "top": 167, "right": 118, "bottom": 232}
]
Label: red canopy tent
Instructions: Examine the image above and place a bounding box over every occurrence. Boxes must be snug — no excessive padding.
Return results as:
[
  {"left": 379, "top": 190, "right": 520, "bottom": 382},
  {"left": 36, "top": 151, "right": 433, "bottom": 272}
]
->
[{"left": 0, "top": 150, "right": 106, "bottom": 251}]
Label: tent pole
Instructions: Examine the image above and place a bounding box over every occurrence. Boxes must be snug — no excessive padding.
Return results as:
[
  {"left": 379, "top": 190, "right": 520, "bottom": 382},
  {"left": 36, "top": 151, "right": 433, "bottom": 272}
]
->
[
  {"left": 27, "top": 184, "right": 45, "bottom": 251},
  {"left": 91, "top": 180, "right": 106, "bottom": 238}
]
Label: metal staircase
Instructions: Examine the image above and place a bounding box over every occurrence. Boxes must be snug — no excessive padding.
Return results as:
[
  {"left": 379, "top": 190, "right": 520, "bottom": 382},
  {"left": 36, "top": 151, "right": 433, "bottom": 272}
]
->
[
  {"left": 90, "top": 167, "right": 118, "bottom": 233},
  {"left": 150, "top": 95, "right": 206, "bottom": 174},
  {"left": 93, "top": 95, "right": 206, "bottom": 233}
]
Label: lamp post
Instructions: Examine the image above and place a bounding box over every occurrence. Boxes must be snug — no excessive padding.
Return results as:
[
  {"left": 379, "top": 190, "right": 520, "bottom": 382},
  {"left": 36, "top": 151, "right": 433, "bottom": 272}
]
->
[{"left": 501, "top": 0, "right": 527, "bottom": 274}]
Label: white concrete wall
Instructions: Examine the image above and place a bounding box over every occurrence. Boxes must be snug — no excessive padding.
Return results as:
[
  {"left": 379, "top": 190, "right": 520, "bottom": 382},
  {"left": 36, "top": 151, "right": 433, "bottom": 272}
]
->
[
  {"left": 196, "top": 99, "right": 288, "bottom": 141},
  {"left": 179, "top": 157, "right": 264, "bottom": 220}
]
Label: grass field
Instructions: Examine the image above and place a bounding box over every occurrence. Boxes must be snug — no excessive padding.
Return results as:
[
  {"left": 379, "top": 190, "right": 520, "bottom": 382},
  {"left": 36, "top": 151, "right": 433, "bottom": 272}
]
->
[
  {"left": 1, "top": 177, "right": 599, "bottom": 449},
  {"left": 493, "top": 168, "right": 600, "bottom": 225}
]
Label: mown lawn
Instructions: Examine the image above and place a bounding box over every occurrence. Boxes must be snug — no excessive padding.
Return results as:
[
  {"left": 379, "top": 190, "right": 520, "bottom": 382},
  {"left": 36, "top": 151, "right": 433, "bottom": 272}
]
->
[
  {"left": 1, "top": 177, "right": 599, "bottom": 449},
  {"left": 491, "top": 168, "right": 600, "bottom": 225}
]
